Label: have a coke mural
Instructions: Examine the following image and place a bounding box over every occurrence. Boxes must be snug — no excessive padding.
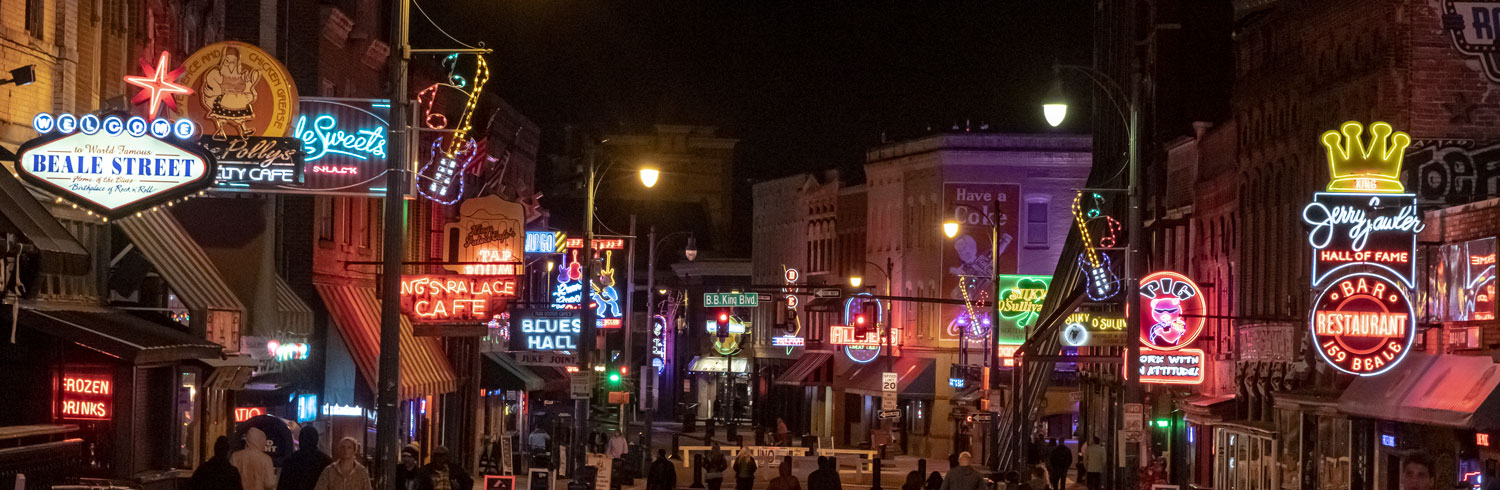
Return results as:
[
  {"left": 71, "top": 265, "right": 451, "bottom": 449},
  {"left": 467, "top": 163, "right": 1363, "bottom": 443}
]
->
[{"left": 1301, "top": 121, "right": 1421, "bottom": 376}]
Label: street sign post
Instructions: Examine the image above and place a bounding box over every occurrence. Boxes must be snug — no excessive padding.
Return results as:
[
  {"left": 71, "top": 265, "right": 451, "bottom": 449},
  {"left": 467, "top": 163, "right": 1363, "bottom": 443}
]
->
[
  {"left": 882, "top": 372, "right": 898, "bottom": 411},
  {"left": 1124, "top": 403, "right": 1144, "bottom": 431},
  {"left": 879, "top": 409, "right": 902, "bottom": 420},
  {"left": 704, "top": 292, "right": 759, "bottom": 307},
  {"left": 571, "top": 373, "right": 593, "bottom": 400},
  {"left": 814, "top": 288, "right": 842, "bottom": 298}
]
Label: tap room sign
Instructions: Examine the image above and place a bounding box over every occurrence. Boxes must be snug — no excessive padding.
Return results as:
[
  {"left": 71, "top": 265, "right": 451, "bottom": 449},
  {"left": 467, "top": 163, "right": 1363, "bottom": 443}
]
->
[
  {"left": 18, "top": 113, "right": 215, "bottom": 218},
  {"left": 400, "top": 274, "right": 517, "bottom": 336},
  {"left": 445, "top": 196, "right": 526, "bottom": 275}
]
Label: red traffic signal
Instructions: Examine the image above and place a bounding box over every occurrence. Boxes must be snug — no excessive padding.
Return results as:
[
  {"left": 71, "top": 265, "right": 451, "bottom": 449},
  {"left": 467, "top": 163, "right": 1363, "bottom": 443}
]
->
[{"left": 716, "top": 310, "right": 731, "bottom": 338}]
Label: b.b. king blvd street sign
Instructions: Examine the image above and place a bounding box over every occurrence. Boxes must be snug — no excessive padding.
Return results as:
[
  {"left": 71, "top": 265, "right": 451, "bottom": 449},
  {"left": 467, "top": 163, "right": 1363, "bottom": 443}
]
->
[{"left": 704, "top": 292, "right": 758, "bottom": 307}]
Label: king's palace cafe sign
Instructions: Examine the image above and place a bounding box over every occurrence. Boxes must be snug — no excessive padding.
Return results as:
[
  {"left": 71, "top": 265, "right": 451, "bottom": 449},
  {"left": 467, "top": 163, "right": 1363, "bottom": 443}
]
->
[
  {"left": 1301, "top": 121, "right": 1422, "bottom": 376},
  {"left": 17, "top": 113, "right": 214, "bottom": 217}
]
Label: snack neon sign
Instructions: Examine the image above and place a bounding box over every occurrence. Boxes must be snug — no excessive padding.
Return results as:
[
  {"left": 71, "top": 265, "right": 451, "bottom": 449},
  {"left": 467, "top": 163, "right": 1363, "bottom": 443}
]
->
[{"left": 294, "top": 114, "right": 387, "bottom": 163}]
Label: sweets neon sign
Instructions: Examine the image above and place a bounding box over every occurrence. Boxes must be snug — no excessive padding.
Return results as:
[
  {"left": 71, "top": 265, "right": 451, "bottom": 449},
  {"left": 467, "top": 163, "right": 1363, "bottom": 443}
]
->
[{"left": 293, "top": 114, "right": 387, "bottom": 163}]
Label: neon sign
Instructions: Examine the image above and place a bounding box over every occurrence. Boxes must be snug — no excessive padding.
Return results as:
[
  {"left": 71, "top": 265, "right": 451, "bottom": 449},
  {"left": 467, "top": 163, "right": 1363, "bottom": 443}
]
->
[
  {"left": 1303, "top": 193, "right": 1423, "bottom": 286},
  {"left": 996, "top": 275, "right": 1050, "bottom": 343},
  {"left": 295, "top": 114, "right": 387, "bottom": 163},
  {"left": 525, "top": 231, "right": 566, "bottom": 254},
  {"left": 19, "top": 113, "right": 212, "bottom": 217},
  {"left": 399, "top": 275, "right": 517, "bottom": 324},
  {"left": 1138, "top": 348, "right": 1204, "bottom": 385},
  {"left": 1138, "top": 271, "right": 1206, "bottom": 350},
  {"left": 651, "top": 315, "right": 668, "bottom": 373},
  {"left": 447, "top": 196, "right": 526, "bottom": 275},
  {"left": 296, "top": 394, "right": 318, "bottom": 423},
  {"left": 508, "top": 309, "right": 581, "bottom": 351},
  {"left": 830, "top": 325, "right": 882, "bottom": 346},
  {"left": 1479, "top": 433, "right": 1491, "bottom": 447},
  {"left": 841, "top": 294, "right": 886, "bottom": 362},
  {"left": 1073, "top": 192, "right": 1121, "bottom": 300},
  {"left": 1311, "top": 273, "right": 1414, "bottom": 376},
  {"left": 1061, "top": 312, "right": 1126, "bottom": 347},
  {"left": 322, "top": 404, "right": 363, "bottom": 417},
  {"left": 125, "top": 51, "right": 191, "bottom": 119},
  {"left": 234, "top": 407, "right": 266, "bottom": 422},
  {"left": 771, "top": 335, "right": 804, "bottom": 347},
  {"left": 59, "top": 369, "right": 112, "bottom": 420},
  {"left": 563, "top": 238, "right": 626, "bottom": 250},
  {"left": 1320, "top": 121, "right": 1410, "bottom": 193},
  {"left": 265, "top": 340, "right": 309, "bottom": 361}
]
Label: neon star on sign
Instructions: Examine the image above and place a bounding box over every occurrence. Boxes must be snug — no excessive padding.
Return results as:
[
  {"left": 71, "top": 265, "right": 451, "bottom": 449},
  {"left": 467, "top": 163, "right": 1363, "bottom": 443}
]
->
[{"left": 125, "top": 51, "right": 192, "bottom": 119}]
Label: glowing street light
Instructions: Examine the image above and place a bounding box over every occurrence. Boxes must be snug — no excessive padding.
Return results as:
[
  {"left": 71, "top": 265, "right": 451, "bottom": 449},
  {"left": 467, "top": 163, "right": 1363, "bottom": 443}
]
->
[
  {"left": 1042, "top": 79, "right": 1068, "bottom": 127},
  {"left": 849, "top": 276, "right": 864, "bottom": 288},
  {"left": 943, "top": 220, "right": 960, "bottom": 239},
  {"left": 639, "top": 167, "right": 660, "bottom": 188}
]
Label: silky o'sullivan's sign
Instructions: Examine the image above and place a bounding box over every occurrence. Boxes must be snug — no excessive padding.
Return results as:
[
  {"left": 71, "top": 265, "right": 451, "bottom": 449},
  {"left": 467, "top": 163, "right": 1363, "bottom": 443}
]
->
[{"left": 18, "top": 113, "right": 215, "bottom": 217}]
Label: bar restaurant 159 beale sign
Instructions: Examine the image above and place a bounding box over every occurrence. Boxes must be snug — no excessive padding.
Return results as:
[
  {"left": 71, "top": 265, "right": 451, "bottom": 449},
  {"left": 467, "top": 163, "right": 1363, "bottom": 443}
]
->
[
  {"left": 399, "top": 274, "right": 517, "bottom": 336},
  {"left": 1304, "top": 121, "right": 1420, "bottom": 376},
  {"left": 18, "top": 113, "right": 215, "bottom": 217}
]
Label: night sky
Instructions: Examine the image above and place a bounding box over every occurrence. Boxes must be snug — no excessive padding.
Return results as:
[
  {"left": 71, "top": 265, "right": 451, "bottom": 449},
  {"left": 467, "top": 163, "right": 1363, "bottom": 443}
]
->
[{"left": 413, "top": 2, "right": 1095, "bottom": 182}]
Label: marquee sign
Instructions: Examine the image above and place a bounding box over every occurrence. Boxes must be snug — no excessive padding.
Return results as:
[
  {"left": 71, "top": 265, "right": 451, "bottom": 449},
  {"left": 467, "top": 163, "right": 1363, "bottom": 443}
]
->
[
  {"left": 1311, "top": 273, "right": 1414, "bottom": 376},
  {"left": 18, "top": 113, "right": 214, "bottom": 217},
  {"left": 1303, "top": 193, "right": 1422, "bottom": 286},
  {"left": 445, "top": 196, "right": 525, "bottom": 275},
  {"left": 293, "top": 98, "right": 391, "bottom": 196},
  {"left": 58, "top": 367, "right": 112, "bottom": 421},
  {"left": 525, "top": 231, "right": 566, "bottom": 254},
  {"left": 508, "top": 309, "right": 581, "bottom": 351},
  {"left": 1060, "top": 311, "right": 1126, "bottom": 347},
  {"left": 399, "top": 275, "right": 516, "bottom": 336},
  {"left": 1138, "top": 348, "right": 1204, "bottom": 385},
  {"left": 1138, "top": 271, "right": 1206, "bottom": 350}
]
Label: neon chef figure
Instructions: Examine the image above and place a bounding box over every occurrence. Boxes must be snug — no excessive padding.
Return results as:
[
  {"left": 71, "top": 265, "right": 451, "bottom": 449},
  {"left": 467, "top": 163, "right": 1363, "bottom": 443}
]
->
[{"left": 1148, "top": 296, "right": 1188, "bottom": 347}]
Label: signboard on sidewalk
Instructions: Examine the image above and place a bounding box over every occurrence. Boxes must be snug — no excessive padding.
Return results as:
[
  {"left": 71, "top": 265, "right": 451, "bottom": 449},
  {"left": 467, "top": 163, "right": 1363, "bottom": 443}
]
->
[
  {"left": 586, "top": 453, "right": 612, "bottom": 490},
  {"left": 570, "top": 372, "right": 592, "bottom": 399},
  {"left": 483, "top": 475, "right": 514, "bottom": 490}
]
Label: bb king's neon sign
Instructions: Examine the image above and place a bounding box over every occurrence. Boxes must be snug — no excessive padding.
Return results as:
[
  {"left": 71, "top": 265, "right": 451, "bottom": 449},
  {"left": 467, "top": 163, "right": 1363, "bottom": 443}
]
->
[{"left": 1311, "top": 273, "right": 1414, "bottom": 376}]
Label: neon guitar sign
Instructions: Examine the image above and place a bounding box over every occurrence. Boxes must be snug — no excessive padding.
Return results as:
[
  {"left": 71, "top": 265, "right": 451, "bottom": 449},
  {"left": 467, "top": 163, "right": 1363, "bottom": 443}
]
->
[{"left": 1073, "top": 192, "right": 1121, "bottom": 300}]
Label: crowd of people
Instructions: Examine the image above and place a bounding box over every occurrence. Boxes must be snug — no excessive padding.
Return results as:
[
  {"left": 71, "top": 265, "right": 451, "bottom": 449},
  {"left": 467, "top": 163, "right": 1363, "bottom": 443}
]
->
[{"left": 184, "top": 426, "right": 473, "bottom": 490}]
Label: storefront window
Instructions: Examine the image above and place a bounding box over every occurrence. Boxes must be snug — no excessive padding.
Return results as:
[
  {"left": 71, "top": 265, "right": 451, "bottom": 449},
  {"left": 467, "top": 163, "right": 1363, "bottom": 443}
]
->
[
  {"left": 178, "top": 370, "right": 200, "bottom": 468},
  {"left": 1427, "top": 237, "right": 1497, "bottom": 321},
  {"left": 1318, "top": 416, "right": 1350, "bottom": 490},
  {"left": 1216, "top": 428, "right": 1277, "bottom": 490},
  {"left": 1278, "top": 410, "right": 1300, "bottom": 490}
]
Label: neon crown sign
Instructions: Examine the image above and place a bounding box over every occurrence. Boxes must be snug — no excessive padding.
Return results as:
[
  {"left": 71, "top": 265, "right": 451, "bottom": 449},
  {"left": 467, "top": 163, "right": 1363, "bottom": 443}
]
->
[{"left": 1321, "top": 121, "right": 1411, "bottom": 193}]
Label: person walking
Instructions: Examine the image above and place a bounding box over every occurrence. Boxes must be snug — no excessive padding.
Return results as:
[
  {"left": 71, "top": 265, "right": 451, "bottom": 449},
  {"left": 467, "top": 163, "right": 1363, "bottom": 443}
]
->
[
  {"left": 232, "top": 427, "right": 277, "bottom": 490},
  {"left": 925, "top": 471, "right": 944, "bottom": 490},
  {"left": 1084, "top": 437, "right": 1106, "bottom": 490},
  {"left": 938, "top": 452, "right": 985, "bottom": 490},
  {"left": 415, "top": 446, "right": 473, "bottom": 490},
  {"left": 903, "top": 471, "right": 927, "bottom": 490},
  {"left": 648, "top": 449, "right": 677, "bottom": 490},
  {"left": 1018, "top": 466, "right": 1050, "bottom": 490},
  {"left": 528, "top": 427, "right": 551, "bottom": 469},
  {"left": 279, "top": 426, "right": 333, "bottom": 490},
  {"left": 314, "top": 437, "right": 372, "bottom": 490},
  {"left": 732, "top": 447, "right": 758, "bottom": 489},
  {"left": 704, "top": 444, "right": 728, "bottom": 490},
  {"left": 187, "top": 436, "right": 243, "bottom": 490},
  {"left": 396, "top": 445, "right": 421, "bottom": 490},
  {"left": 807, "top": 456, "right": 839, "bottom": 489},
  {"left": 767, "top": 457, "right": 801, "bottom": 490},
  {"left": 1047, "top": 440, "right": 1073, "bottom": 490}
]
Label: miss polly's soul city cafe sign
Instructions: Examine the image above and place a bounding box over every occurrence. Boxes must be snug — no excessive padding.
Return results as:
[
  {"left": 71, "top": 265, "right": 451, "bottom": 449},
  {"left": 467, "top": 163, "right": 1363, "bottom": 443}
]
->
[{"left": 1302, "top": 122, "right": 1421, "bottom": 376}]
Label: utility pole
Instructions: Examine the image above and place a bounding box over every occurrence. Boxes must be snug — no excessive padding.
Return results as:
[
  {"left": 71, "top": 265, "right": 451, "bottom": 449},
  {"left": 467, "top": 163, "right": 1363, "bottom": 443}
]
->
[
  {"left": 1120, "top": 65, "right": 1144, "bottom": 490},
  {"left": 375, "top": 0, "right": 410, "bottom": 484},
  {"left": 624, "top": 214, "right": 637, "bottom": 432},
  {"left": 578, "top": 144, "right": 597, "bottom": 480},
  {"left": 643, "top": 226, "right": 657, "bottom": 469}
]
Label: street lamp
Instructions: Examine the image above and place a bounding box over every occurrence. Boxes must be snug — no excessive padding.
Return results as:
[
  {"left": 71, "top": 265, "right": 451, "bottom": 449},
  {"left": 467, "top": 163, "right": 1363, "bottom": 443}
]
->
[
  {"left": 941, "top": 217, "right": 1003, "bottom": 470},
  {"left": 849, "top": 276, "right": 864, "bottom": 288},
  {"left": 1039, "top": 62, "right": 1143, "bottom": 488},
  {"left": 639, "top": 167, "right": 660, "bottom": 188},
  {"left": 642, "top": 228, "right": 696, "bottom": 467}
]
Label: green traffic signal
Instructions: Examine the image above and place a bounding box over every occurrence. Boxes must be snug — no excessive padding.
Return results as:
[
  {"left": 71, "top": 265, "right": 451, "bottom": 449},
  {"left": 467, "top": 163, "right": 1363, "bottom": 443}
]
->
[{"left": 608, "top": 372, "right": 621, "bottom": 383}]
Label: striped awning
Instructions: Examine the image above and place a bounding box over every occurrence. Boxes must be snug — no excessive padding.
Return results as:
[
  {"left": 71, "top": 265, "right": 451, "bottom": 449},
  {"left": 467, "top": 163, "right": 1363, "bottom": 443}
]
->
[
  {"left": 116, "top": 210, "right": 245, "bottom": 349},
  {"left": 314, "top": 282, "right": 457, "bottom": 399},
  {"left": 276, "top": 277, "right": 313, "bottom": 337}
]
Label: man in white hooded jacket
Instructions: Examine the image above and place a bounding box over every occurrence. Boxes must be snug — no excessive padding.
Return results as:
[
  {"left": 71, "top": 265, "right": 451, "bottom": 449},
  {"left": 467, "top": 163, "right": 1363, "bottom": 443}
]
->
[{"left": 232, "top": 427, "right": 278, "bottom": 490}]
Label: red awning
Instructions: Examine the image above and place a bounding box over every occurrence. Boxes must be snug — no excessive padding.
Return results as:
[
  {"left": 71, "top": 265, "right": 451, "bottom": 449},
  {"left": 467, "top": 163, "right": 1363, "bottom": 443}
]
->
[
  {"left": 844, "top": 356, "right": 936, "bottom": 397},
  {"left": 1338, "top": 353, "right": 1500, "bottom": 430},
  {"left": 314, "top": 283, "right": 458, "bottom": 399}
]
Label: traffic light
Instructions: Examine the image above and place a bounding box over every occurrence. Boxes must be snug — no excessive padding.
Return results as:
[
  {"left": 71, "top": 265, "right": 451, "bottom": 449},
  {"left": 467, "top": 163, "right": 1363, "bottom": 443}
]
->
[
  {"left": 854, "top": 310, "right": 869, "bottom": 338},
  {"left": 716, "top": 310, "right": 731, "bottom": 339}
]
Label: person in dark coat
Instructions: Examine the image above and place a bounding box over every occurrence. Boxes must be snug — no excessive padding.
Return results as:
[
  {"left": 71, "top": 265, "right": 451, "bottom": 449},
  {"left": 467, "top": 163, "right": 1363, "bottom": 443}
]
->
[
  {"left": 279, "top": 426, "right": 333, "bottom": 490},
  {"left": 415, "top": 446, "right": 473, "bottom": 490},
  {"left": 806, "top": 456, "right": 840, "bottom": 489},
  {"left": 396, "top": 444, "right": 421, "bottom": 490},
  {"left": 1047, "top": 439, "right": 1073, "bottom": 490},
  {"left": 188, "top": 436, "right": 243, "bottom": 490},
  {"left": 647, "top": 449, "right": 677, "bottom": 490}
]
